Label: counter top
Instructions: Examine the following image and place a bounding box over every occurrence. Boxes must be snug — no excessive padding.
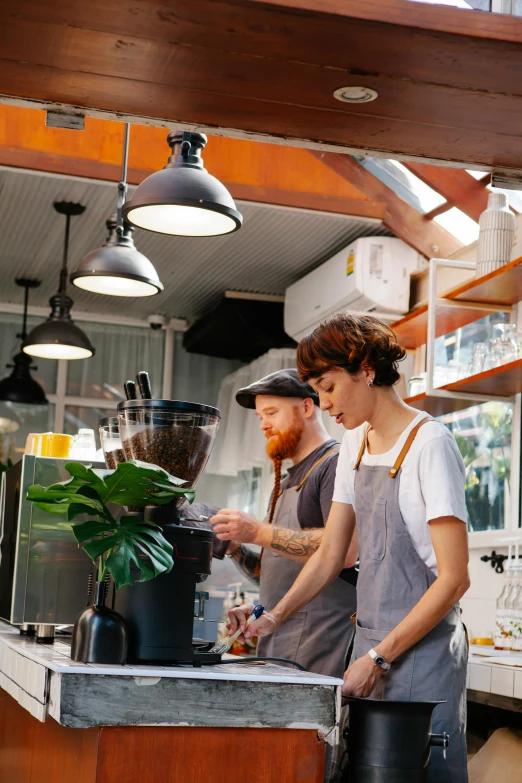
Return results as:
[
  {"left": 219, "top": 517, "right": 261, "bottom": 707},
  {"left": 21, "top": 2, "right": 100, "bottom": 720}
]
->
[
  {"left": 467, "top": 648, "right": 522, "bottom": 712},
  {"left": 0, "top": 622, "right": 341, "bottom": 735}
]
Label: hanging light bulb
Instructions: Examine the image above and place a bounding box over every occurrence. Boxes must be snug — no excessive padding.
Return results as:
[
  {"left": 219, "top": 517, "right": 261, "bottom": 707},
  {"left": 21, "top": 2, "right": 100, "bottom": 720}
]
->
[
  {"left": 0, "top": 279, "right": 48, "bottom": 404},
  {"left": 23, "top": 202, "right": 95, "bottom": 361},
  {"left": 122, "top": 131, "right": 243, "bottom": 237},
  {"left": 71, "top": 124, "right": 164, "bottom": 297}
]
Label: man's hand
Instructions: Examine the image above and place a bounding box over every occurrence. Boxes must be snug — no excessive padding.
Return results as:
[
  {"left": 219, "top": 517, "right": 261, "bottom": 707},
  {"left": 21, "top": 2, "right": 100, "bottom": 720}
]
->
[
  {"left": 226, "top": 602, "right": 279, "bottom": 642},
  {"left": 341, "top": 654, "right": 384, "bottom": 698},
  {"left": 210, "top": 509, "right": 269, "bottom": 546}
]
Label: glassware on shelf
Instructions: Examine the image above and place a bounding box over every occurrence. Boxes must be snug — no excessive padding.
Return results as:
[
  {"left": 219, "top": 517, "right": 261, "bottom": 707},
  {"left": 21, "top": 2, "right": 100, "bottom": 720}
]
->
[
  {"left": 408, "top": 375, "right": 426, "bottom": 397},
  {"left": 471, "top": 342, "right": 488, "bottom": 376}
]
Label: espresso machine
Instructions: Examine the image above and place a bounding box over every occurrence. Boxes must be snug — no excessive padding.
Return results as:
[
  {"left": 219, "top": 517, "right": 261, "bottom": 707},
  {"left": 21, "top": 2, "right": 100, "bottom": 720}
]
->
[
  {"left": 0, "top": 455, "right": 112, "bottom": 641},
  {"left": 112, "top": 376, "right": 223, "bottom": 665}
]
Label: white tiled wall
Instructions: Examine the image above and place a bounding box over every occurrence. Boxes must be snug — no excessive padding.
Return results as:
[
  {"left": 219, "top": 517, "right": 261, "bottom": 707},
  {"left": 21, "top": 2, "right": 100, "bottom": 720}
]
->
[{"left": 461, "top": 547, "right": 507, "bottom": 639}]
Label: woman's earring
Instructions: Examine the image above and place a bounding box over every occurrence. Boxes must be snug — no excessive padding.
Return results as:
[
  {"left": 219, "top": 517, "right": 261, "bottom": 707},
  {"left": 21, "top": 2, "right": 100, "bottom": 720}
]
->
[{"left": 368, "top": 379, "right": 374, "bottom": 388}]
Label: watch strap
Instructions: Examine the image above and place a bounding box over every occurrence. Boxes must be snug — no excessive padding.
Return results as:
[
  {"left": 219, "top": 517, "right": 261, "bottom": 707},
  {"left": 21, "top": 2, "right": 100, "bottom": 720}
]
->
[{"left": 368, "top": 647, "right": 391, "bottom": 671}]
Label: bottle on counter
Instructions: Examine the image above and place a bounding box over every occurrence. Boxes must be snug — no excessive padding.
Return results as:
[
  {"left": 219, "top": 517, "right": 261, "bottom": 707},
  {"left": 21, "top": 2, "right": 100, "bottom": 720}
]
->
[
  {"left": 511, "top": 572, "right": 522, "bottom": 652},
  {"left": 505, "top": 572, "right": 521, "bottom": 651},
  {"left": 495, "top": 571, "right": 514, "bottom": 650}
]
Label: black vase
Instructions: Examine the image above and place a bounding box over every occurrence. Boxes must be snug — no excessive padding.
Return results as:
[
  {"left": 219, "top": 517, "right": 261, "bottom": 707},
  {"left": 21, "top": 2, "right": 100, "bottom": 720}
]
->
[
  {"left": 71, "top": 581, "right": 128, "bottom": 664},
  {"left": 343, "top": 698, "right": 449, "bottom": 783}
]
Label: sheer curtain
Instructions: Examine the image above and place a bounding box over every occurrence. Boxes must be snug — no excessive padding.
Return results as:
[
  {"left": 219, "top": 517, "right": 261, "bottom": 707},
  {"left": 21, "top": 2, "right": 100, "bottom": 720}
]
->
[
  {"left": 66, "top": 322, "right": 165, "bottom": 400},
  {"left": 207, "top": 347, "right": 347, "bottom": 477},
  {"left": 207, "top": 348, "right": 297, "bottom": 476},
  {"left": 172, "top": 333, "right": 243, "bottom": 407}
]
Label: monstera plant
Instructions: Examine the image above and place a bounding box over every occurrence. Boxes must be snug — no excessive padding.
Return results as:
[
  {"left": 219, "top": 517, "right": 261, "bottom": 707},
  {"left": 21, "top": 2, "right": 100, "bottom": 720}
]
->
[{"left": 26, "top": 460, "right": 195, "bottom": 664}]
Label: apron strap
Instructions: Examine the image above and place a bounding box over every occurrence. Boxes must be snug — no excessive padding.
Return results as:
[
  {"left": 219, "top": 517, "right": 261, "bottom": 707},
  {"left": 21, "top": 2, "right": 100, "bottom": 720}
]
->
[
  {"left": 353, "top": 418, "right": 430, "bottom": 477},
  {"left": 388, "top": 417, "right": 430, "bottom": 478},
  {"left": 292, "top": 446, "right": 340, "bottom": 493},
  {"left": 353, "top": 425, "right": 371, "bottom": 471}
]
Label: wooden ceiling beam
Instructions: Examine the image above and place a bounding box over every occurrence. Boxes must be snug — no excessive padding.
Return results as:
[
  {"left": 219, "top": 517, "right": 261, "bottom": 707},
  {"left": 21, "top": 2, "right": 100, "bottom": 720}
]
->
[
  {"left": 309, "top": 151, "right": 463, "bottom": 259},
  {"left": 1, "top": 2, "right": 522, "bottom": 171},
  {"left": 403, "top": 163, "right": 489, "bottom": 223}
]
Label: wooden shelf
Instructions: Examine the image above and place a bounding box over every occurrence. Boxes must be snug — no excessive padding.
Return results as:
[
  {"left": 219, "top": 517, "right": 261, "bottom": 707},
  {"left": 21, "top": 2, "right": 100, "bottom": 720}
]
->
[
  {"left": 405, "top": 359, "right": 522, "bottom": 415},
  {"left": 392, "top": 257, "right": 522, "bottom": 350}
]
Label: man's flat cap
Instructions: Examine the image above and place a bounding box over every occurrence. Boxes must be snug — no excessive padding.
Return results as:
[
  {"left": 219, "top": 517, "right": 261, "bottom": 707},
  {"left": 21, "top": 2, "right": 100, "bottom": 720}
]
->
[{"left": 235, "top": 368, "right": 319, "bottom": 409}]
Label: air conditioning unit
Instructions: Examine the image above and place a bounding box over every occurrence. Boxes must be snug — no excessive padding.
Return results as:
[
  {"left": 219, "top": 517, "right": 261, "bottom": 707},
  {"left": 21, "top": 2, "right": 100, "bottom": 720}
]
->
[{"left": 284, "top": 237, "right": 424, "bottom": 342}]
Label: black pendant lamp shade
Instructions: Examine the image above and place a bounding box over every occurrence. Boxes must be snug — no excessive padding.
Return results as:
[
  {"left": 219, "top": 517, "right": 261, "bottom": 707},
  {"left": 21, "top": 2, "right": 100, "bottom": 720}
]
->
[
  {"left": 123, "top": 131, "right": 243, "bottom": 237},
  {"left": 23, "top": 202, "right": 95, "bottom": 361},
  {"left": 71, "top": 124, "right": 164, "bottom": 297},
  {"left": 0, "top": 279, "right": 48, "bottom": 405},
  {"left": 71, "top": 217, "right": 163, "bottom": 297}
]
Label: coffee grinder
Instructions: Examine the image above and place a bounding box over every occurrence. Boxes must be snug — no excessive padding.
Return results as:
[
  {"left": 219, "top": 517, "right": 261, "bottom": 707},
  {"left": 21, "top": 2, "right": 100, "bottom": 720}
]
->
[{"left": 113, "top": 372, "right": 222, "bottom": 665}]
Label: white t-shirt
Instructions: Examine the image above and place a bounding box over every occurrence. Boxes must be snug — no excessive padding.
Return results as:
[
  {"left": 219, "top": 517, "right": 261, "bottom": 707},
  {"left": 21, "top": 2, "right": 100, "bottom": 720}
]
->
[{"left": 332, "top": 412, "right": 467, "bottom": 574}]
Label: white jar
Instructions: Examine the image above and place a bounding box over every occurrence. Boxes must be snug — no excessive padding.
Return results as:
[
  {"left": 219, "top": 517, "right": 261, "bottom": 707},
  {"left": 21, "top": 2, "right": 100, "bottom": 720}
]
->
[{"left": 476, "top": 192, "right": 515, "bottom": 279}]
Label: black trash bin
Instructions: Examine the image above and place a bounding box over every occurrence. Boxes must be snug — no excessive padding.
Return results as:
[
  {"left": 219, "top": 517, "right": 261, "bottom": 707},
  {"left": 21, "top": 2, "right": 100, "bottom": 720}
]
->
[{"left": 342, "top": 698, "right": 448, "bottom": 782}]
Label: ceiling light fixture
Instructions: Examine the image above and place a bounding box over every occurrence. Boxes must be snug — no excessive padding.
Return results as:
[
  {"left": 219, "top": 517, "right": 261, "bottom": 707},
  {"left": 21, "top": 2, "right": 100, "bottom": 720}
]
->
[
  {"left": 70, "top": 124, "right": 164, "bottom": 297},
  {"left": 122, "top": 130, "right": 243, "bottom": 237},
  {"left": 0, "top": 279, "right": 48, "bottom": 405},
  {"left": 23, "top": 202, "right": 95, "bottom": 361},
  {"left": 333, "top": 86, "right": 378, "bottom": 104}
]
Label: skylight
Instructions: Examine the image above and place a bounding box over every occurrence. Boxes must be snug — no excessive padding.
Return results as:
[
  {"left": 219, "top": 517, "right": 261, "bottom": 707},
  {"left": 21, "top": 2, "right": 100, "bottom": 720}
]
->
[
  {"left": 360, "top": 157, "right": 446, "bottom": 214},
  {"left": 434, "top": 207, "right": 480, "bottom": 245}
]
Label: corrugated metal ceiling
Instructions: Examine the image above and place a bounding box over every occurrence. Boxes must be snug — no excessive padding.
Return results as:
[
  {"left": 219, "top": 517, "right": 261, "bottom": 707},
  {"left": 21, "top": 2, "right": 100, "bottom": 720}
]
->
[{"left": 0, "top": 167, "right": 391, "bottom": 322}]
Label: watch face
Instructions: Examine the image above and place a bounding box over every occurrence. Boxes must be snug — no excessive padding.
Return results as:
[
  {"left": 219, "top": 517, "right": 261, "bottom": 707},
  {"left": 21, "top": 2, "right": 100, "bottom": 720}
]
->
[{"left": 375, "top": 656, "right": 385, "bottom": 666}]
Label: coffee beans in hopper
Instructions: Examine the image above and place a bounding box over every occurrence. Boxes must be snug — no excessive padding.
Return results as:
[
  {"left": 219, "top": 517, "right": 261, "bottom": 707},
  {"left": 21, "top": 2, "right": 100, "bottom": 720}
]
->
[{"left": 121, "top": 424, "right": 211, "bottom": 496}]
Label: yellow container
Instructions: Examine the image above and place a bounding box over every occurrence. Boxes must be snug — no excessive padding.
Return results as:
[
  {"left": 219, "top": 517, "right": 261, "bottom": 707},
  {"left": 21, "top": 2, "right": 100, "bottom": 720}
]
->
[{"left": 40, "top": 433, "right": 73, "bottom": 458}]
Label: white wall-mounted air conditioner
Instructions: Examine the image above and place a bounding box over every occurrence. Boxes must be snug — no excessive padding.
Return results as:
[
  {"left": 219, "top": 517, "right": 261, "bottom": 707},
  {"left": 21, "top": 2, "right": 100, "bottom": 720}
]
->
[{"left": 284, "top": 237, "right": 425, "bottom": 342}]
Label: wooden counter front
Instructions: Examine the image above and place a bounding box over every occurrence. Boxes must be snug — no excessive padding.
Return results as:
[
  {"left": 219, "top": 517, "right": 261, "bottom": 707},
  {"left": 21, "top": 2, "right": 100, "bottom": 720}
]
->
[{"left": 0, "top": 688, "right": 325, "bottom": 783}]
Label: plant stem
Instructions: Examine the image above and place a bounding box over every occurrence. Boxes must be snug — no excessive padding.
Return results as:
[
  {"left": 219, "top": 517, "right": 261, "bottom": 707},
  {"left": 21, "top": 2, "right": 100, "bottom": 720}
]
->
[{"left": 98, "top": 554, "right": 104, "bottom": 583}]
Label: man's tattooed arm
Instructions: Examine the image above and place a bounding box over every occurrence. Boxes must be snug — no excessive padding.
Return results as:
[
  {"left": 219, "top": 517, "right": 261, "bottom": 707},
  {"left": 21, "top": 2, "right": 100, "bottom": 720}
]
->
[
  {"left": 270, "top": 527, "right": 324, "bottom": 562},
  {"left": 229, "top": 544, "right": 261, "bottom": 585}
]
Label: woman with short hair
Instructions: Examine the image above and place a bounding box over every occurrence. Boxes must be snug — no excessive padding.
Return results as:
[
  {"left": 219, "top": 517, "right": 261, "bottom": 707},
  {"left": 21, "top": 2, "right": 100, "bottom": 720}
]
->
[{"left": 229, "top": 314, "right": 469, "bottom": 782}]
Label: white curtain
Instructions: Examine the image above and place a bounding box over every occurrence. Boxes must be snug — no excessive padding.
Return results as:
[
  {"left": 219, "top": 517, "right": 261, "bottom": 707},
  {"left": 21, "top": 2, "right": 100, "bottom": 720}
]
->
[
  {"left": 207, "top": 347, "right": 348, "bottom": 477},
  {"left": 207, "top": 348, "right": 297, "bottom": 476}
]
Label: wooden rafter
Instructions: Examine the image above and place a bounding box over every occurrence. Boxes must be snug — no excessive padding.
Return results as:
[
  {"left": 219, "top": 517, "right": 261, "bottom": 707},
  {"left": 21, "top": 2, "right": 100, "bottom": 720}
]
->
[
  {"left": 309, "top": 151, "right": 463, "bottom": 259},
  {"left": 403, "top": 163, "right": 489, "bottom": 223},
  {"left": 2, "top": 1, "right": 522, "bottom": 171}
]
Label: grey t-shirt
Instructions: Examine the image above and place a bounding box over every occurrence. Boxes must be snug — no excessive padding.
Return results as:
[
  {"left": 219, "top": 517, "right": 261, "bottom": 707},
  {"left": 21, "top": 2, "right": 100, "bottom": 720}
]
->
[
  {"left": 279, "top": 439, "right": 339, "bottom": 529},
  {"left": 274, "top": 439, "right": 358, "bottom": 585}
]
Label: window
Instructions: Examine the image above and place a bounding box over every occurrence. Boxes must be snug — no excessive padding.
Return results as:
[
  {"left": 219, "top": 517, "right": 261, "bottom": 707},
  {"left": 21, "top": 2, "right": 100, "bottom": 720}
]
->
[
  {"left": 431, "top": 312, "right": 520, "bottom": 533},
  {"left": 434, "top": 207, "right": 480, "bottom": 244},
  {"left": 66, "top": 322, "right": 165, "bottom": 401},
  {"left": 356, "top": 157, "right": 446, "bottom": 214},
  {"left": 438, "top": 402, "right": 513, "bottom": 532}
]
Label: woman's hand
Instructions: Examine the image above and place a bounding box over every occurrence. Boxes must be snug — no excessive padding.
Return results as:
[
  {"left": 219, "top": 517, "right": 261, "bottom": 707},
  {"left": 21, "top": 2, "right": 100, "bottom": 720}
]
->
[
  {"left": 341, "top": 654, "right": 384, "bottom": 698},
  {"left": 226, "top": 602, "right": 279, "bottom": 642}
]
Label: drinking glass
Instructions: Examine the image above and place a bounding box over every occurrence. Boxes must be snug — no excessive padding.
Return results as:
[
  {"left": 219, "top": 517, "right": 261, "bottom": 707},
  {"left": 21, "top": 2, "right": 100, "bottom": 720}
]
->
[
  {"left": 99, "top": 418, "right": 125, "bottom": 469},
  {"left": 471, "top": 343, "right": 488, "bottom": 376}
]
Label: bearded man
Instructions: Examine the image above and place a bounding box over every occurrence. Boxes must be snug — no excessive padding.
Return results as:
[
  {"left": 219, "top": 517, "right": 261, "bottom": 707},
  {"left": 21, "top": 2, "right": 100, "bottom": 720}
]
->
[{"left": 210, "top": 369, "right": 357, "bottom": 677}]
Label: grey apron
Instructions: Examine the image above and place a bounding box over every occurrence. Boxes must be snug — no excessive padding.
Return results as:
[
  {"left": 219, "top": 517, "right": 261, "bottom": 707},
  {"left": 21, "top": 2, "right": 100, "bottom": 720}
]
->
[
  {"left": 351, "top": 418, "right": 468, "bottom": 782},
  {"left": 258, "top": 449, "right": 356, "bottom": 678}
]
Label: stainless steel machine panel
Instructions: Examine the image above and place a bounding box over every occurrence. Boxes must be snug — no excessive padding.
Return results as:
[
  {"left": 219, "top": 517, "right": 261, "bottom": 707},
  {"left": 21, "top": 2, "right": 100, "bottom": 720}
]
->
[{"left": 0, "top": 456, "right": 108, "bottom": 626}]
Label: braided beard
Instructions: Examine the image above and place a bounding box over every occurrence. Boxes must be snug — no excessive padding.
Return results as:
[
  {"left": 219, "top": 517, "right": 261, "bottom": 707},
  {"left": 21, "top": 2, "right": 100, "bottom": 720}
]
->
[{"left": 265, "top": 409, "right": 304, "bottom": 524}]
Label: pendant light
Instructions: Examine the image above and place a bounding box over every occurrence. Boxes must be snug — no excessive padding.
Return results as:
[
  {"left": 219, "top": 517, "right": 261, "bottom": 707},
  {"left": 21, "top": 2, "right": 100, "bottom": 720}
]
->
[
  {"left": 122, "top": 130, "right": 243, "bottom": 237},
  {"left": 70, "top": 124, "right": 164, "bottom": 297},
  {"left": 23, "top": 202, "right": 95, "bottom": 361},
  {"left": 0, "top": 279, "right": 48, "bottom": 405}
]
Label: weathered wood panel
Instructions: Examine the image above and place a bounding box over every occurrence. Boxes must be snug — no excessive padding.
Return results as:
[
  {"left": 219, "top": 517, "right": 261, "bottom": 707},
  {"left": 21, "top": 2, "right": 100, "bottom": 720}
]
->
[{"left": 53, "top": 673, "right": 337, "bottom": 732}]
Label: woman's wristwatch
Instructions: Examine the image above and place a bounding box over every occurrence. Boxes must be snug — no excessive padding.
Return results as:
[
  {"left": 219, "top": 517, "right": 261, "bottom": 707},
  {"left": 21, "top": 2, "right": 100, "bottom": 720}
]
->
[{"left": 368, "top": 648, "right": 391, "bottom": 671}]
